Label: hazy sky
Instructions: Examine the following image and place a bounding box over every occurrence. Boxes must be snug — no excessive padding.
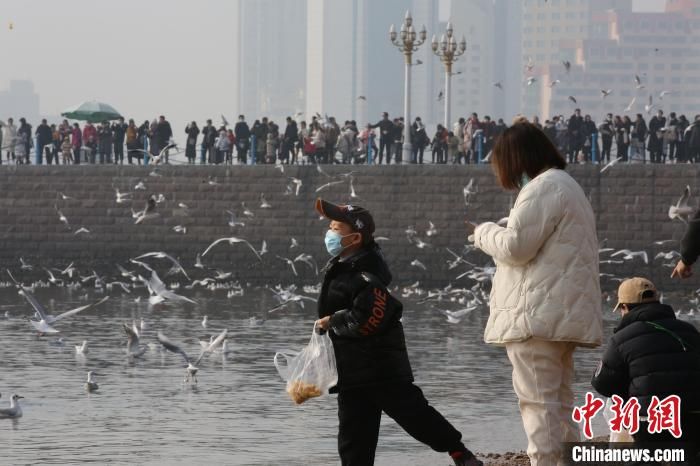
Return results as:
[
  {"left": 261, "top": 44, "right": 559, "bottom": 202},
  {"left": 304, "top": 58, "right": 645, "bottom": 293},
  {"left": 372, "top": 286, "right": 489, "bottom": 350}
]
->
[{"left": 0, "top": 0, "right": 667, "bottom": 133}]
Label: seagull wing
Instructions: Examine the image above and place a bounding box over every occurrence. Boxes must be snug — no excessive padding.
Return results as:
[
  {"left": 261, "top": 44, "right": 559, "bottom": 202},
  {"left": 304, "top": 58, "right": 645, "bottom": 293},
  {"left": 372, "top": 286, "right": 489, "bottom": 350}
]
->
[
  {"left": 122, "top": 322, "right": 140, "bottom": 352},
  {"left": 193, "top": 328, "right": 228, "bottom": 366},
  {"left": 238, "top": 238, "right": 262, "bottom": 261},
  {"left": 201, "top": 237, "right": 230, "bottom": 257},
  {"left": 677, "top": 185, "right": 691, "bottom": 208},
  {"left": 157, "top": 331, "right": 191, "bottom": 364},
  {"left": 18, "top": 287, "right": 50, "bottom": 321},
  {"left": 51, "top": 296, "right": 110, "bottom": 323}
]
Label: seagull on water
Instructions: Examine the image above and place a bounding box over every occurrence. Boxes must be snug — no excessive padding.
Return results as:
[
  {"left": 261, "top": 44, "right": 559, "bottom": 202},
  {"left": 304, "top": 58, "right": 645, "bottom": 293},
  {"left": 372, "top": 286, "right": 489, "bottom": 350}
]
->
[
  {"left": 0, "top": 394, "right": 23, "bottom": 419},
  {"left": 437, "top": 306, "right": 477, "bottom": 324},
  {"left": 84, "top": 372, "right": 99, "bottom": 392},
  {"left": 157, "top": 328, "right": 227, "bottom": 383}
]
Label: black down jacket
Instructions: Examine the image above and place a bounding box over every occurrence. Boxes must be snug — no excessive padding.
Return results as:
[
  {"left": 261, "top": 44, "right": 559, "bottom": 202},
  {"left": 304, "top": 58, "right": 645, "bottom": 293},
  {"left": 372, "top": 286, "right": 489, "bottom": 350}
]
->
[
  {"left": 317, "top": 242, "right": 413, "bottom": 391},
  {"left": 591, "top": 302, "right": 700, "bottom": 412}
]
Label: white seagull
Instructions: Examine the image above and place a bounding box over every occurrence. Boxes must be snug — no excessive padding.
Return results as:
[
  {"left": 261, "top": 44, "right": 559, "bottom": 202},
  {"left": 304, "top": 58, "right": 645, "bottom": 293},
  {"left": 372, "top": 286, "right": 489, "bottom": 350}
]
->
[
  {"left": 84, "top": 372, "right": 99, "bottom": 392},
  {"left": 669, "top": 185, "right": 694, "bottom": 223},
  {"left": 201, "top": 237, "right": 262, "bottom": 261},
  {"left": 157, "top": 328, "right": 227, "bottom": 383},
  {"left": 0, "top": 394, "right": 23, "bottom": 419},
  {"left": 18, "top": 286, "right": 109, "bottom": 334},
  {"left": 611, "top": 249, "right": 649, "bottom": 264}
]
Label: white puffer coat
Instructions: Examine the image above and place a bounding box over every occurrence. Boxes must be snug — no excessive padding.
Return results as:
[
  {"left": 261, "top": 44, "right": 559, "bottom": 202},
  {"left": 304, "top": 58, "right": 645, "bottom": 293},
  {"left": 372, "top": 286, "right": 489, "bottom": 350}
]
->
[{"left": 474, "top": 168, "right": 602, "bottom": 347}]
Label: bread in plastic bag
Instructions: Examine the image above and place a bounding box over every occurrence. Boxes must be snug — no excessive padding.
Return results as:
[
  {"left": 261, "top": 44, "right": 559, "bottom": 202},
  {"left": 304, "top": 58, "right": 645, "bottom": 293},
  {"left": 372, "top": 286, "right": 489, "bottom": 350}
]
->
[{"left": 274, "top": 323, "right": 338, "bottom": 405}]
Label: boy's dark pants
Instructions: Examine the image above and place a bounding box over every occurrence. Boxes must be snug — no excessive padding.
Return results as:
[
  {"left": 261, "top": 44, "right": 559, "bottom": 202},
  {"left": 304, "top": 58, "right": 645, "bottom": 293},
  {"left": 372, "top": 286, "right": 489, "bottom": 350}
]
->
[{"left": 337, "top": 382, "right": 463, "bottom": 465}]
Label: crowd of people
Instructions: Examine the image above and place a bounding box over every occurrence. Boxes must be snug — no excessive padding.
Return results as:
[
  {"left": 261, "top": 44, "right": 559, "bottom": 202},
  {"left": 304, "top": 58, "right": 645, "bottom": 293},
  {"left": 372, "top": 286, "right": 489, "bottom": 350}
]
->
[{"left": 2, "top": 109, "right": 700, "bottom": 166}]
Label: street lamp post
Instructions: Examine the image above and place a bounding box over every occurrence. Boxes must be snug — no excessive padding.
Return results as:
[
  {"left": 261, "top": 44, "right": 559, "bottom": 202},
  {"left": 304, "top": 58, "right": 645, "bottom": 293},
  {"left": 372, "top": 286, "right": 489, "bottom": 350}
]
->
[
  {"left": 390, "top": 11, "right": 426, "bottom": 164},
  {"left": 431, "top": 23, "right": 466, "bottom": 129}
]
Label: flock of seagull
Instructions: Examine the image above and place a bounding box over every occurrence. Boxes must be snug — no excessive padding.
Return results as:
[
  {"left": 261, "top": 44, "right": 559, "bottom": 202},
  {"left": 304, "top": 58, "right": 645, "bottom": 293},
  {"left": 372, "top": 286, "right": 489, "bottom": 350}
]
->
[
  {"left": 1, "top": 164, "right": 699, "bottom": 418},
  {"left": 498, "top": 53, "right": 672, "bottom": 116}
]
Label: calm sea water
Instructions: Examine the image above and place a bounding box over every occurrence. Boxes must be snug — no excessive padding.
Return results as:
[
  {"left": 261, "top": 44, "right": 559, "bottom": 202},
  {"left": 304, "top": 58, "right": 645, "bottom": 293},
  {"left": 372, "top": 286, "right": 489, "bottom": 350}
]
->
[{"left": 1, "top": 286, "right": 696, "bottom": 465}]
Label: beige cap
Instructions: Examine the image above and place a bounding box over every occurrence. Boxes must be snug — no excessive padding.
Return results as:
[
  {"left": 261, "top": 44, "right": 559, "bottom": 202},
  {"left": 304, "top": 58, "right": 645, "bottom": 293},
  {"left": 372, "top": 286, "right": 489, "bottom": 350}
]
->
[{"left": 613, "top": 277, "right": 658, "bottom": 312}]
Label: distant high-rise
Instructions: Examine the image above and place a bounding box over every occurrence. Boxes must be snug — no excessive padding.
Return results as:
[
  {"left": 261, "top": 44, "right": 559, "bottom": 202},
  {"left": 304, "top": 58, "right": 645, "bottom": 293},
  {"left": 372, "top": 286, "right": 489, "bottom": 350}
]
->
[
  {"left": 541, "top": 2, "right": 700, "bottom": 120},
  {"left": 0, "top": 80, "right": 40, "bottom": 123},
  {"left": 448, "top": 0, "right": 496, "bottom": 122},
  {"left": 306, "top": 0, "right": 414, "bottom": 125},
  {"left": 235, "top": 0, "right": 307, "bottom": 122},
  {"left": 493, "top": 0, "right": 523, "bottom": 121},
  {"left": 519, "top": 0, "right": 633, "bottom": 117}
]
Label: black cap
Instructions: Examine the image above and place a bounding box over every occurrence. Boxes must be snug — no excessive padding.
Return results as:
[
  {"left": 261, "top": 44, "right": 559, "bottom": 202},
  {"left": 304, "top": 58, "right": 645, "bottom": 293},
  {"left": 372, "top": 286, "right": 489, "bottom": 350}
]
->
[{"left": 315, "top": 198, "right": 375, "bottom": 240}]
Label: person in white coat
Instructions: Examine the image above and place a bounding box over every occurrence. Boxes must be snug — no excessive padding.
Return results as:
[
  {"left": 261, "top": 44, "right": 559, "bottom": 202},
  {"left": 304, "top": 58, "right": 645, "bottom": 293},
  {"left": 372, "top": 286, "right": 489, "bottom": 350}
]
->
[
  {"left": 2, "top": 117, "right": 17, "bottom": 162},
  {"left": 468, "top": 121, "right": 602, "bottom": 466}
]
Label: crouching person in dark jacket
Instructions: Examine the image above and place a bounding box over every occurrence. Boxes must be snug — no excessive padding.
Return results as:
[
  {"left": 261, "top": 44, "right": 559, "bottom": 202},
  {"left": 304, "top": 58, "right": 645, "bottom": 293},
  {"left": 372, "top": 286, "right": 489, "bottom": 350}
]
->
[
  {"left": 313, "top": 198, "right": 481, "bottom": 466},
  {"left": 592, "top": 277, "right": 700, "bottom": 458}
]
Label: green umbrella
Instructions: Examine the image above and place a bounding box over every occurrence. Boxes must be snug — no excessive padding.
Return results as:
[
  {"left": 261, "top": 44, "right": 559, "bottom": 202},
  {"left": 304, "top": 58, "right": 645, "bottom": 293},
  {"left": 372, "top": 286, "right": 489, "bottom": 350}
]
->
[{"left": 61, "top": 100, "right": 123, "bottom": 123}]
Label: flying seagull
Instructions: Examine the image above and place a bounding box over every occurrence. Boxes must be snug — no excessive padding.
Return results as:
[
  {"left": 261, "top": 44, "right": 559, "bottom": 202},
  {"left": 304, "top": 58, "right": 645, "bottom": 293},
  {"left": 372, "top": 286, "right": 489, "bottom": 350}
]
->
[
  {"left": 157, "top": 328, "right": 227, "bottom": 383},
  {"left": 669, "top": 185, "right": 694, "bottom": 223},
  {"left": 16, "top": 283, "right": 109, "bottom": 334},
  {"left": 134, "top": 252, "right": 190, "bottom": 281},
  {"left": 123, "top": 323, "right": 146, "bottom": 358},
  {"left": 600, "top": 157, "right": 623, "bottom": 174},
  {"left": 201, "top": 237, "right": 262, "bottom": 261}
]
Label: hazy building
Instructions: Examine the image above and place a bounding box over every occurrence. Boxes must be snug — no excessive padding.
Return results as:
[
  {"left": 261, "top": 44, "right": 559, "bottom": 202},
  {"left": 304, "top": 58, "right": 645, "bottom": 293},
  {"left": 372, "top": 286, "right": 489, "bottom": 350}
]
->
[
  {"left": 493, "top": 0, "right": 523, "bottom": 121},
  {"left": 235, "top": 0, "right": 307, "bottom": 122},
  {"left": 410, "top": 0, "right": 440, "bottom": 127},
  {"left": 519, "top": 0, "right": 633, "bottom": 117},
  {"left": 541, "top": 3, "right": 700, "bottom": 120},
  {"left": 306, "top": 0, "right": 415, "bottom": 125},
  {"left": 444, "top": 0, "right": 496, "bottom": 124},
  {"left": 0, "top": 80, "right": 40, "bottom": 123}
]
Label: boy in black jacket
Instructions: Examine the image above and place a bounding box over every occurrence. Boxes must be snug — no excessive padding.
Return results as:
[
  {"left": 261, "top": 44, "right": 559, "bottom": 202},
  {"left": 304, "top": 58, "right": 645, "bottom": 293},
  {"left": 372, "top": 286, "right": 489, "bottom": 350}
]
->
[
  {"left": 313, "top": 198, "right": 481, "bottom": 466},
  {"left": 592, "top": 277, "right": 700, "bottom": 456}
]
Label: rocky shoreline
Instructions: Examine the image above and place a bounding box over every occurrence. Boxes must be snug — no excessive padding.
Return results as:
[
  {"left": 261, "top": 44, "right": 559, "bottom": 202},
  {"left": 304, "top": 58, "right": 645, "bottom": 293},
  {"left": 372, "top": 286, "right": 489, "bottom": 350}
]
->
[{"left": 475, "top": 437, "right": 610, "bottom": 465}]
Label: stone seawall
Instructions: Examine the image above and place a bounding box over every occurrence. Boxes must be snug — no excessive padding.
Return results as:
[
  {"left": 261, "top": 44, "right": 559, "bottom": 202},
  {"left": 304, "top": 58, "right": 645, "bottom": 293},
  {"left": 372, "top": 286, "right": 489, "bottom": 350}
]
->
[{"left": 0, "top": 164, "right": 695, "bottom": 292}]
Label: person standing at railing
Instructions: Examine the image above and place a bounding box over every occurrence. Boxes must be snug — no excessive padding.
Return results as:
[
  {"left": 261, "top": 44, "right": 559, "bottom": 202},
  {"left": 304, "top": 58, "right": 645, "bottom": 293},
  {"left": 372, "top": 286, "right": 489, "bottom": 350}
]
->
[
  {"left": 184, "top": 121, "right": 199, "bottom": 165},
  {"left": 71, "top": 123, "right": 82, "bottom": 164},
  {"left": 126, "top": 120, "right": 138, "bottom": 165},
  {"left": 112, "top": 117, "right": 127, "bottom": 165},
  {"left": 2, "top": 117, "right": 17, "bottom": 163},
  {"left": 234, "top": 115, "right": 250, "bottom": 165}
]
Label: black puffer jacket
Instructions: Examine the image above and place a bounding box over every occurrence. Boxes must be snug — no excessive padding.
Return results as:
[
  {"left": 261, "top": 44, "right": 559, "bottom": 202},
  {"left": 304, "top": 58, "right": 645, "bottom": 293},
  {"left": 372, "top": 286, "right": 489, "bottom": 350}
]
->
[
  {"left": 318, "top": 242, "right": 413, "bottom": 391},
  {"left": 591, "top": 302, "right": 700, "bottom": 412}
]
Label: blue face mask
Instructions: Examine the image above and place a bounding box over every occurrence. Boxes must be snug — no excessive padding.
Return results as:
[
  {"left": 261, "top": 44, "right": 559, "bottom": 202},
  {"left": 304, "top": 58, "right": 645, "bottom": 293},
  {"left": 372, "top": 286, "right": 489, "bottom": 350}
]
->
[
  {"left": 520, "top": 173, "right": 531, "bottom": 189},
  {"left": 325, "top": 230, "right": 355, "bottom": 257}
]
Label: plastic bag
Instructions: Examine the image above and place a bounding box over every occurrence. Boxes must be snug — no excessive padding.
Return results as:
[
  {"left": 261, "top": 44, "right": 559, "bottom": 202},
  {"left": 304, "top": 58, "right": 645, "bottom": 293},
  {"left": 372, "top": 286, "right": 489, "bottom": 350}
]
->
[
  {"left": 603, "top": 397, "right": 635, "bottom": 442},
  {"left": 274, "top": 323, "right": 338, "bottom": 405}
]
